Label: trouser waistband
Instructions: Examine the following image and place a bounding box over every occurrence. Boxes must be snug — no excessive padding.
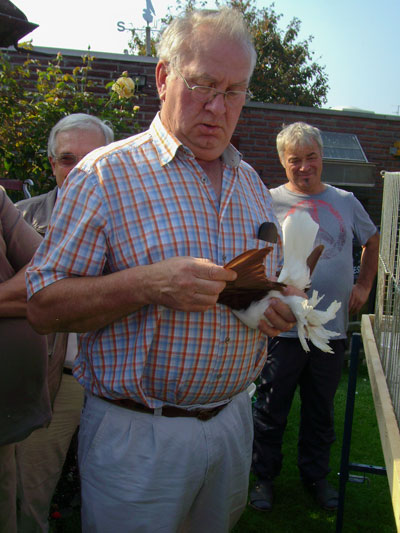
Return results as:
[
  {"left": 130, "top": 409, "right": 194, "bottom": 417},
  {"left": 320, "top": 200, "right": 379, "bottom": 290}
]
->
[{"left": 96, "top": 395, "right": 230, "bottom": 421}]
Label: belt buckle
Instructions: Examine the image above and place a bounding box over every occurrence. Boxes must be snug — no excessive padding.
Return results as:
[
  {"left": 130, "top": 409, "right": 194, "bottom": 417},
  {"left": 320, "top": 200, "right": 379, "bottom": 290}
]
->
[{"left": 196, "top": 407, "right": 218, "bottom": 421}]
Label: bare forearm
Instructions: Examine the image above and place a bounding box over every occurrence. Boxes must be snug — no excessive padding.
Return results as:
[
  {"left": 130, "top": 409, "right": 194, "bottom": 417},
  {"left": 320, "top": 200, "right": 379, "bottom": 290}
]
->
[
  {"left": 27, "top": 267, "right": 151, "bottom": 333},
  {"left": 0, "top": 266, "right": 29, "bottom": 317},
  {"left": 27, "top": 256, "right": 237, "bottom": 334},
  {"left": 356, "top": 232, "right": 379, "bottom": 291},
  {"left": 349, "top": 232, "right": 379, "bottom": 313}
]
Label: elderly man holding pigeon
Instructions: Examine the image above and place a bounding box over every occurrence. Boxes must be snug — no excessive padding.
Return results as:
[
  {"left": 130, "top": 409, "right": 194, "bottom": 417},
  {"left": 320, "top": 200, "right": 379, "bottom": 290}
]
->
[
  {"left": 250, "top": 121, "right": 379, "bottom": 513},
  {"left": 25, "top": 8, "right": 303, "bottom": 532}
]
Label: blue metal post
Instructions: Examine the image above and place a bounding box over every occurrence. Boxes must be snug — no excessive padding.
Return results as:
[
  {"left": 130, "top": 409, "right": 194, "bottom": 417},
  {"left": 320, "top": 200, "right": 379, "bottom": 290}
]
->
[{"left": 336, "top": 332, "right": 361, "bottom": 533}]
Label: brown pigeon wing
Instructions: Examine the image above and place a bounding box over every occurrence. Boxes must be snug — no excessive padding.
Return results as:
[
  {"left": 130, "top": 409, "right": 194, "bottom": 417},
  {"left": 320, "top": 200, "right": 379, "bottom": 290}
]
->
[
  {"left": 306, "top": 244, "right": 325, "bottom": 276},
  {"left": 218, "top": 247, "right": 286, "bottom": 310},
  {"left": 223, "top": 247, "right": 273, "bottom": 286}
]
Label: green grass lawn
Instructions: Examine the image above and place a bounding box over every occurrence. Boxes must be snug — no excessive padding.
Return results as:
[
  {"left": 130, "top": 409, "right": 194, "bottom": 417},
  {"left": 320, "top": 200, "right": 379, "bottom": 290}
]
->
[
  {"left": 50, "top": 364, "right": 396, "bottom": 532},
  {"left": 234, "top": 363, "right": 396, "bottom": 533}
]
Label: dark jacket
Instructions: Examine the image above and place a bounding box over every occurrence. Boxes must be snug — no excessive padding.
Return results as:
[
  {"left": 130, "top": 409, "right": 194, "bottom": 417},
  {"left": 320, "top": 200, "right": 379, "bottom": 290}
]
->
[
  {"left": 16, "top": 187, "right": 57, "bottom": 237},
  {"left": 0, "top": 187, "right": 51, "bottom": 445},
  {"left": 15, "top": 187, "right": 68, "bottom": 405}
]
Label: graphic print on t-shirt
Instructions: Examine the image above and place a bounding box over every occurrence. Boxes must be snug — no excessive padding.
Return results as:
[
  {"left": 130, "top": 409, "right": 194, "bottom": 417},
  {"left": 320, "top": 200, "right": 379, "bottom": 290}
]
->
[{"left": 285, "top": 199, "right": 346, "bottom": 260}]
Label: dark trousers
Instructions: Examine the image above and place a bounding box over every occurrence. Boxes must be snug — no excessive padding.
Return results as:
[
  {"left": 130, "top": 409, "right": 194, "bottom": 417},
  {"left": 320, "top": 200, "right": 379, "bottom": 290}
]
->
[{"left": 252, "top": 337, "right": 346, "bottom": 483}]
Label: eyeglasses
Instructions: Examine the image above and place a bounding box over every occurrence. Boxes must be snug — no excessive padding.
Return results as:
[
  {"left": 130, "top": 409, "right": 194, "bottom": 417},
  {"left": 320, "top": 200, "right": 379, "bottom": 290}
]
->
[
  {"left": 175, "top": 69, "right": 252, "bottom": 106},
  {"left": 54, "top": 153, "right": 86, "bottom": 167}
]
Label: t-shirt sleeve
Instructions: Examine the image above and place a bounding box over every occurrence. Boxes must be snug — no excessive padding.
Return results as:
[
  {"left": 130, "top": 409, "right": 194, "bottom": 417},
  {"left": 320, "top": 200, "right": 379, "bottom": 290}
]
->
[{"left": 351, "top": 195, "right": 378, "bottom": 246}]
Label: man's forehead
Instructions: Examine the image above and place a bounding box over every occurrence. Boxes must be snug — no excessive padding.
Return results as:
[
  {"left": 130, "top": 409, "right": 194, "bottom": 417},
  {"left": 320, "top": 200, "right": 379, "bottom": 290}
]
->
[
  {"left": 286, "top": 141, "right": 321, "bottom": 157},
  {"left": 186, "top": 67, "right": 250, "bottom": 85},
  {"left": 56, "top": 127, "right": 99, "bottom": 140},
  {"left": 55, "top": 127, "right": 104, "bottom": 151},
  {"left": 180, "top": 31, "right": 253, "bottom": 81}
]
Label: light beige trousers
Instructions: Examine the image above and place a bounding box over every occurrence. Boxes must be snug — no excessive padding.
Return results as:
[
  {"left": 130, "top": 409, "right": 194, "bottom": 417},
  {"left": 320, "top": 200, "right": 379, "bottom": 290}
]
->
[{"left": 16, "top": 373, "right": 84, "bottom": 533}]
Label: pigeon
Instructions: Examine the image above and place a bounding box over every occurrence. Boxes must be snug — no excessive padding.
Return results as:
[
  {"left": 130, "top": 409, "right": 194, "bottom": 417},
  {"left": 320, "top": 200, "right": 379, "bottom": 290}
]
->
[{"left": 218, "top": 210, "right": 341, "bottom": 353}]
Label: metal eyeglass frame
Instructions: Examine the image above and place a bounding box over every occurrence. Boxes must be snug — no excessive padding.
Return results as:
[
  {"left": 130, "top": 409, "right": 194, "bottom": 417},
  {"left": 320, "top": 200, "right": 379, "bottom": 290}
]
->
[{"left": 174, "top": 68, "right": 253, "bottom": 106}]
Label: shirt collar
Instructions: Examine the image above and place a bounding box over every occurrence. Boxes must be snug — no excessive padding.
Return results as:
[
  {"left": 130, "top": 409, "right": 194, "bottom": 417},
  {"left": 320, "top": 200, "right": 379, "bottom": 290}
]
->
[{"left": 150, "top": 112, "right": 242, "bottom": 169}]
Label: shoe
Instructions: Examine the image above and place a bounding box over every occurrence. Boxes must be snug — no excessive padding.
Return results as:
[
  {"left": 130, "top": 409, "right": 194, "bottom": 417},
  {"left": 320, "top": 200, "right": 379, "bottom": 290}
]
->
[
  {"left": 249, "top": 479, "right": 274, "bottom": 511},
  {"left": 303, "top": 478, "right": 338, "bottom": 511}
]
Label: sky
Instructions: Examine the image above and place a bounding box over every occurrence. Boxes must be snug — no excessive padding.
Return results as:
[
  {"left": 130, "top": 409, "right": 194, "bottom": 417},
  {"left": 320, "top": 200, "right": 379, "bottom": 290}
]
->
[{"left": 12, "top": 0, "right": 400, "bottom": 116}]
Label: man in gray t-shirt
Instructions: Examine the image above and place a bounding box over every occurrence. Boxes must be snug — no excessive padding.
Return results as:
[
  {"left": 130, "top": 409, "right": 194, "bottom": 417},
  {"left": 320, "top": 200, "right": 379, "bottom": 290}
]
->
[{"left": 250, "top": 122, "right": 379, "bottom": 513}]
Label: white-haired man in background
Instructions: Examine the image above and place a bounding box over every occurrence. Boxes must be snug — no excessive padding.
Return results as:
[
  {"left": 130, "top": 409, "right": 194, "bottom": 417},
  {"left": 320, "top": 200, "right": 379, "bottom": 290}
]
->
[{"left": 16, "top": 113, "right": 113, "bottom": 532}]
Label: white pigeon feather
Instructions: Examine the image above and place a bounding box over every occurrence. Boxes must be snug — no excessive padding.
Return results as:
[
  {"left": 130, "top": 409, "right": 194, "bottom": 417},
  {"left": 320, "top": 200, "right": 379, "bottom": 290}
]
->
[
  {"left": 277, "top": 209, "right": 319, "bottom": 289},
  {"left": 233, "top": 210, "right": 341, "bottom": 353}
]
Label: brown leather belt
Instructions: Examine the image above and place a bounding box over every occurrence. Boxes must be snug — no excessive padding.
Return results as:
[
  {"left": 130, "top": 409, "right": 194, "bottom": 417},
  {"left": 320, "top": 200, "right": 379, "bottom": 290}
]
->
[{"left": 98, "top": 396, "right": 229, "bottom": 421}]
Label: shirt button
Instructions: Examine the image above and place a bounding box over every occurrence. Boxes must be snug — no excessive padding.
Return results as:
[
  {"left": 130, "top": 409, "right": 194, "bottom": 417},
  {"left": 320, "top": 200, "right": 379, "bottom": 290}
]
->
[
  {"left": 222, "top": 255, "right": 227, "bottom": 262},
  {"left": 201, "top": 177, "right": 207, "bottom": 183},
  {"left": 224, "top": 337, "right": 230, "bottom": 344},
  {"left": 216, "top": 374, "right": 223, "bottom": 379}
]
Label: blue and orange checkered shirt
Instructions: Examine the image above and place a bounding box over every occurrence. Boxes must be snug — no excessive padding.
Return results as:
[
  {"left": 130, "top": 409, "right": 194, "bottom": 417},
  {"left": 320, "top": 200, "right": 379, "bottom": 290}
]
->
[{"left": 27, "top": 113, "right": 282, "bottom": 408}]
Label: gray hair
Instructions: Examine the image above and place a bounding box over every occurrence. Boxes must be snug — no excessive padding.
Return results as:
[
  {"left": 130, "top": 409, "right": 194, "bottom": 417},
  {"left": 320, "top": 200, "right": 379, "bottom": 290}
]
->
[
  {"left": 48, "top": 113, "right": 114, "bottom": 158},
  {"left": 276, "top": 122, "right": 323, "bottom": 166},
  {"left": 157, "top": 7, "right": 257, "bottom": 76}
]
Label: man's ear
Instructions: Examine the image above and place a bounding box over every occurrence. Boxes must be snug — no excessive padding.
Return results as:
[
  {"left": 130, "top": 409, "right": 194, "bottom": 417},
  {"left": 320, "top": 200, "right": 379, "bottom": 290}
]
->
[
  {"left": 49, "top": 156, "right": 56, "bottom": 176},
  {"left": 156, "top": 61, "right": 168, "bottom": 102}
]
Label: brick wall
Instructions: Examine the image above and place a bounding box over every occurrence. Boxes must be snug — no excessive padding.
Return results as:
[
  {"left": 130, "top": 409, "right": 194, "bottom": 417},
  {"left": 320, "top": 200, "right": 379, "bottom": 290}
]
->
[
  {"left": 5, "top": 46, "right": 400, "bottom": 224},
  {"left": 236, "top": 104, "right": 400, "bottom": 224}
]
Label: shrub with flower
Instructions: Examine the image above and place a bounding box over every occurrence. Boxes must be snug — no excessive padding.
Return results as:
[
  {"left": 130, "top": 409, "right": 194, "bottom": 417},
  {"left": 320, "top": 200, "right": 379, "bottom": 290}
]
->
[
  {"left": 112, "top": 72, "right": 135, "bottom": 99},
  {"left": 0, "top": 49, "right": 141, "bottom": 198}
]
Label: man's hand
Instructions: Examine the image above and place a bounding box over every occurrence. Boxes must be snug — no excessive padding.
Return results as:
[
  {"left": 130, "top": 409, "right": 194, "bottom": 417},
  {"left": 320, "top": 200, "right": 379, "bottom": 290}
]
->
[
  {"left": 258, "top": 285, "right": 306, "bottom": 337},
  {"left": 348, "top": 283, "right": 370, "bottom": 314},
  {"left": 147, "top": 257, "right": 237, "bottom": 312}
]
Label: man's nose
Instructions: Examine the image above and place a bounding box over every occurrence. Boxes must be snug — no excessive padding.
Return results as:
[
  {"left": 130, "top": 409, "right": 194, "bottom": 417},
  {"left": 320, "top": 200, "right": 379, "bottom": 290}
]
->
[{"left": 205, "top": 92, "right": 227, "bottom": 114}]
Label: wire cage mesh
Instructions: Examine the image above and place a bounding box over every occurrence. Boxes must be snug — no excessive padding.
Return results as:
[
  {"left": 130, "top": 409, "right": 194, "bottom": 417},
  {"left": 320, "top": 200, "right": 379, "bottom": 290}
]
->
[{"left": 374, "top": 171, "right": 400, "bottom": 426}]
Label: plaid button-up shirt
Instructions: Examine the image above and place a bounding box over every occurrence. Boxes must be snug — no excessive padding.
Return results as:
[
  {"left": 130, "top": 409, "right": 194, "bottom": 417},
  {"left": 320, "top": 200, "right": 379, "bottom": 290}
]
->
[{"left": 27, "top": 113, "right": 282, "bottom": 408}]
